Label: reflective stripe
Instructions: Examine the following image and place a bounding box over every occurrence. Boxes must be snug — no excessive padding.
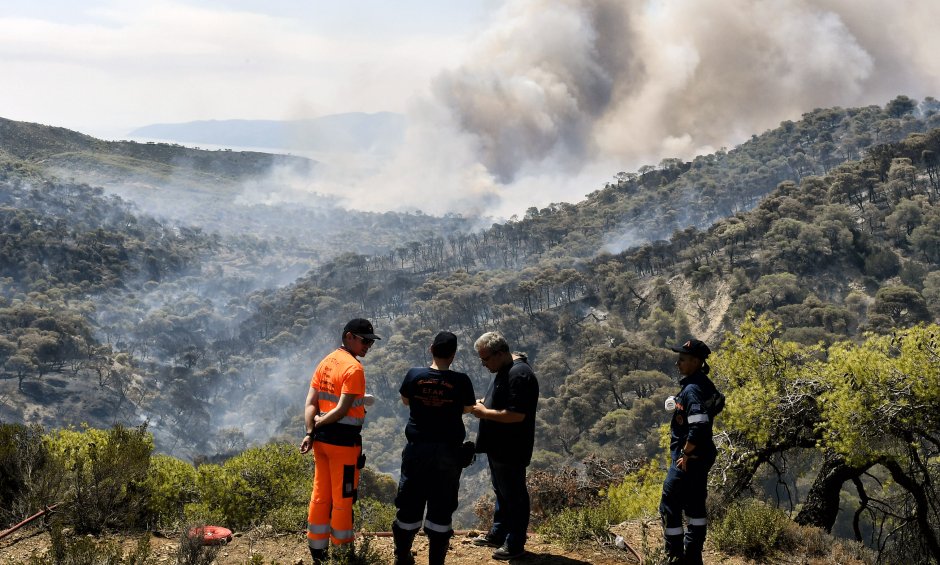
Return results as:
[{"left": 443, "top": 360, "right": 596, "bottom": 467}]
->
[
  {"left": 687, "top": 414, "right": 709, "bottom": 424},
  {"left": 396, "top": 519, "right": 423, "bottom": 531},
  {"left": 307, "top": 523, "right": 330, "bottom": 534},
  {"left": 351, "top": 397, "right": 368, "bottom": 407},
  {"left": 424, "top": 520, "right": 451, "bottom": 533},
  {"left": 688, "top": 517, "right": 707, "bottom": 526},
  {"left": 664, "top": 526, "right": 685, "bottom": 536},
  {"left": 308, "top": 538, "right": 329, "bottom": 549},
  {"left": 332, "top": 527, "right": 355, "bottom": 541},
  {"left": 316, "top": 412, "right": 366, "bottom": 427}
]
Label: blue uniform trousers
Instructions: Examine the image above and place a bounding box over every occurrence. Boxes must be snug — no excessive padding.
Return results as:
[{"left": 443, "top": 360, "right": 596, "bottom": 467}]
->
[
  {"left": 394, "top": 442, "right": 463, "bottom": 536},
  {"left": 486, "top": 457, "right": 530, "bottom": 552},
  {"left": 660, "top": 452, "right": 715, "bottom": 565}
]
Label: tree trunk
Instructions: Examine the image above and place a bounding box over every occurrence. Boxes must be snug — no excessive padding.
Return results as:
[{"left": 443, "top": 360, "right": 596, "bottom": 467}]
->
[
  {"left": 882, "top": 459, "right": 940, "bottom": 561},
  {"left": 795, "top": 451, "right": 871, "bottom": 532}
]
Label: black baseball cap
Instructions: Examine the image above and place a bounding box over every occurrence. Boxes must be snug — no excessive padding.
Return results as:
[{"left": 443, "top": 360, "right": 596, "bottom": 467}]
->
[
  {"left": 431, "top": 331, "right": 458, "bottom": 358},
  {"left": 343, "top": 318, "right": 381, "bottom": 340},
  {"left": 670, "top": 339, "right": 711, "bottom": 360}
]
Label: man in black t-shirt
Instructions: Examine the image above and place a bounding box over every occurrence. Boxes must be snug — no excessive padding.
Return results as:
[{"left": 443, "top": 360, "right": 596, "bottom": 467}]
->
[
  {"left": 392, "top": 331, "right": 476, "bottom": 565},
  {"left": 470, "top": 331, "right": 539, "bottom": 561}
]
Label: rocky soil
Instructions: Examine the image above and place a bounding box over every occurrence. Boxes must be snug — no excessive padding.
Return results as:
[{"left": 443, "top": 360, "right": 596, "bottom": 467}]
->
[{"left": 0, "top": 520, "right": 738, "bottom": 565}]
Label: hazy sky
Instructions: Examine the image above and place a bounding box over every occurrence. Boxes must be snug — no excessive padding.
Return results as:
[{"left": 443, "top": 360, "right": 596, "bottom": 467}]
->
[
  {"left": 4, "top": 0, "right": 940, "bottom": 217},
  {"left": 0, "top": 1, "right": 494, "bottom": 137}
]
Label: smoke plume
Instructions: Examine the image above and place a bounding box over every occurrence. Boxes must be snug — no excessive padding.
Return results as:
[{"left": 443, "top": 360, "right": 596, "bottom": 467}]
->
[{"left": 316, "top": 0, "right": 940, "bottom": 218}]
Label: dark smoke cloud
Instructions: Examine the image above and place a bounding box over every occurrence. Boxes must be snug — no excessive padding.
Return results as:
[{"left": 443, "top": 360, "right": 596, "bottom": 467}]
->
[
  {"left": 431, "top": 1, "right": 639, "bottom": 183},
  {"left": 302, "top": 0, "right": 940, "bottom": 218}
]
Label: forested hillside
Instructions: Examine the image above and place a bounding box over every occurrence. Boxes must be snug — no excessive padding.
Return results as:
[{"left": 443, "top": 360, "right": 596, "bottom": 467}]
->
[{"left": 2, "top": 96, "right": 940, "bottom": 561}]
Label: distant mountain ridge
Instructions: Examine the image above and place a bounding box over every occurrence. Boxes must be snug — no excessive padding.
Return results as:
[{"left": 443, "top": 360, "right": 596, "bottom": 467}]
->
[
  {"left": 0, "top": 116, "right": 315, "bottom": 180},
  {"left": 128, "top": 112, "right": 406, "bottom": 154}
]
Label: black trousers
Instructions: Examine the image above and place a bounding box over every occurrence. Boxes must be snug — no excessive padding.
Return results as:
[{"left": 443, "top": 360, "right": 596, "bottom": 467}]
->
[{"left": 394, "top": 442, "right": 463, "bottom": 535}]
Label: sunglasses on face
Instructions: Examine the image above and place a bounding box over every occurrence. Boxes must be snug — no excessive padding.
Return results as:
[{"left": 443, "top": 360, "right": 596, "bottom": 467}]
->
[{"left": 354, "top": 334, "right": 375, "bottom": 346}]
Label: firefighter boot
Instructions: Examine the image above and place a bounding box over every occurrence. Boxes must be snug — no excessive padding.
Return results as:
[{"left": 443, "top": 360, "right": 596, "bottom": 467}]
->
[
  {"left": 425, "top": 529, "right": 452, "bottom": 565},
  {"left": 308, "top": 547, "right": 327, "bottom": 565},
  {"left": 392, "top": 522, "right": 417, "bottom": 565}
]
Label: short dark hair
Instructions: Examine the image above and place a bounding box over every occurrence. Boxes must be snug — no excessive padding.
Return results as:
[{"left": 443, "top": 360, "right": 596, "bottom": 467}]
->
[{"left": 431, "top": 331, "right": 458, "bottom": 358}]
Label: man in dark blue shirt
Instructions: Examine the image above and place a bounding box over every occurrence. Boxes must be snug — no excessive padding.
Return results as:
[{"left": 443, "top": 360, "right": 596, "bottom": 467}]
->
[
  {"left": 392, "top": 331, "right": 476, "bottom": 565},
  {"left": 471, "top": 331, "right": 539, "bottom": 561},
  {"left": 660, "top": 339, "right": 724, "bottom": 565}
]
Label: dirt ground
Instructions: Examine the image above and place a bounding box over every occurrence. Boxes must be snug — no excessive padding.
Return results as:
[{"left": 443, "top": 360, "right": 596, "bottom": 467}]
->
[{"left": 0, "top": 520, "right": 744, "bottom": 565}]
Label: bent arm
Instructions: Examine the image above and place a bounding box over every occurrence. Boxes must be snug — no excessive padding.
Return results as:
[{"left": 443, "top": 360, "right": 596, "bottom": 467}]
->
[
  {"left": 300, "top": 386, "right": 319, "bottom": 453},
  {"left": 304, "top": 386, "right": 319, "bottom": 434},
  {"left": 471, "top": 402, "right": 525, "bottom": 423},
  {"left": 315, "top": 393, "right": 357, "bottom": 427}
]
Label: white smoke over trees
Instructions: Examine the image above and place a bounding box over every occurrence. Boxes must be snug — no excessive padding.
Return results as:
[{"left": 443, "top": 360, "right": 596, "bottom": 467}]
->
[{"left": 333, "top": 0, "right": 940, "bottom": 218}]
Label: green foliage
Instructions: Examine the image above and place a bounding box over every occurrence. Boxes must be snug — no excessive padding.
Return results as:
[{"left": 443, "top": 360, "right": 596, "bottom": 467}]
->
[
  {"left": 863, "top": 248, "right": 901, "bottom": 279},
  {"left": 358, "top": 467, "right": 397, "bottom": 505},
  {"left": 0, "top": 423, "right": 66, "bottom": 524},
  {"left": 46, "top": 425, "right": 153, "bottom": 534},
  {"left": 315, "top": 537, "right": 385, "bottom": 565},
  {"left": 354, "top": 497, "right": 397, "bottom": 534},
  {"left": 145, "top": 454, "right": 199, "bottom": 529},
  {"left": 176, "top": 525, "right": 221, "bottom": 565},
  {"left": 605, "top": 458, "right": 667, "bottom": 521},
  {"left": 537, "top": 503, "right": 614, "bottom": 549},
  {"left": 868, "top": 285, "right": 931, "bottom": 330},
  {"left": 711, "top": 498, "right": 792, "bottom": 559},
  {"left": 26, "top": 520, "right": 151, "bottom": 565},
  {"left": 187, "top": 442, "right": 311, "bottom": 530},
  {"left": 265, "top": 503, "right": 308, "bottom": 534},
  {"left": 818, "top": 325, "right": 940, "bottom": 465},
  {"left": 711, "top": 315, "right": 821, "bottom": 447}
]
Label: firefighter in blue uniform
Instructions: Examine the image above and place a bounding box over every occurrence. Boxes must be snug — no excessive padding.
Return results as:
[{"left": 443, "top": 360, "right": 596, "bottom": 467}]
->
[
  {"left": 660, "top": 339, "right": 724, "bottom": 565},
  {"left": 392, "top": 331, "right": 476, "bottom": 565}
]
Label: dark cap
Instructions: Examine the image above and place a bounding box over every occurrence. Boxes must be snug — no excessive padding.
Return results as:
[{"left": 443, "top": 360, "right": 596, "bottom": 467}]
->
[
  {"left": 343, "top": 318, "right": 381, "bottom": 340},
  {"left": 670, "top": 339, "right": 711, "bottom": 360},
  {"left": 431, "top": 331, "right": 458, "bottom": 358}
]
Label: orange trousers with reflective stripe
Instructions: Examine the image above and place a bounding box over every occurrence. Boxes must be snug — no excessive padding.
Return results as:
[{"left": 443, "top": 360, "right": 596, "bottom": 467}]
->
[{"left": 307, "top": 441, "right": 360, "bottom": 548}]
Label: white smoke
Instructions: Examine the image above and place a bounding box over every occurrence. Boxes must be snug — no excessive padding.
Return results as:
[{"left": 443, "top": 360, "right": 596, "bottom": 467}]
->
[{"left": 302, "top": 0, "right": 940, "bottom": 219}]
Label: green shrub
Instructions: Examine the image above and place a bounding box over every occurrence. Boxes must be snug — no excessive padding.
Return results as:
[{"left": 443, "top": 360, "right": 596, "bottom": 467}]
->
[
  {"left": 354, "top": 497, "right": 397, "bottom": 533},
  {"left": 24, "top": 520, "right": 150, "bottom": 565},
  {"left": 190, "top": 442, "right": 311, "bottom": 529},
  {"left": 710, "top": 498, "right": 792, "bottom": 559},
  {"left": 265, "top": 503, "right": 308, "bottom": 533},
  {"left": 605, "top": 458, "right": 665, "bottom": 521},
  {"left": 189, "top": 463, "right": 238, "bottom": 526},
  {"left": 326, "top": 536, "right": 386, "bottom": 565},
  {"left": 538, "top": 503, "right": 613, "bottom": 548},
  {"left": 0, "top": 423, "right": 65, "bottom": 524},
  {"left": 182, "top": 500, "right": 227, "bottom": 528},
  {"left": 358, "top": 467, "right": 397, "bottom": 505},
  {"left": 46, "top": 425, "right": 153, "bottom": 534},
  {"left": 145, "top": 454, "right": 198, "bottom": 529},
  {"left": 176, "top": 524, "right": 221, "bottom": 565}
]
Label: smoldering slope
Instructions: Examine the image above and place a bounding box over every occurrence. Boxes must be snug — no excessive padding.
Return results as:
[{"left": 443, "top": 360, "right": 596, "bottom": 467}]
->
[
  {"left": 283, "top": 0, "right": 940, "bottom": 221},
  {"left": 195, "top": 0, "right": 940, "bottom": 461}
]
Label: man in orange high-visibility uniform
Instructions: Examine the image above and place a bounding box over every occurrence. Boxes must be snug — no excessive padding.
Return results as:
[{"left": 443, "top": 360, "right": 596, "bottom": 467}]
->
[{"left": 300, "top": 318, "right": 380, "bottom": 564}]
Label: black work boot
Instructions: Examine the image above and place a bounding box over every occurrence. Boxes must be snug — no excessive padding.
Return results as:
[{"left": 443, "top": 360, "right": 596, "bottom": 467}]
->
[
  {"left": 425, "top": 529, "right": 453, "bottom": 565},
  {"left": 309, "top": 547, "right": 327, "bottom": 564},
  {"left": 392, "top": 522, "right": 417, "bottom": 565}
]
